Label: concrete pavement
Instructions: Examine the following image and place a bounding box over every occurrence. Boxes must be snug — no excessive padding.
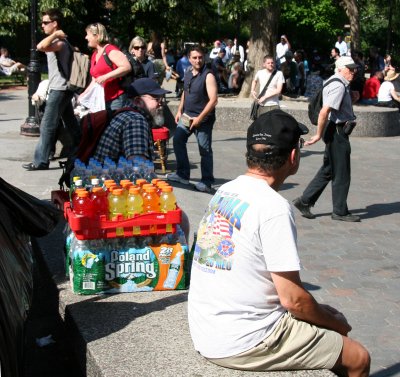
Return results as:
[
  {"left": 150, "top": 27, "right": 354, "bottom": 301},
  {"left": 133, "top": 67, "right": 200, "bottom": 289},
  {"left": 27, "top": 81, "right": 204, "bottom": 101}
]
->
[{"left": 1, "top": 87, "right": 400, "bottom": 376}]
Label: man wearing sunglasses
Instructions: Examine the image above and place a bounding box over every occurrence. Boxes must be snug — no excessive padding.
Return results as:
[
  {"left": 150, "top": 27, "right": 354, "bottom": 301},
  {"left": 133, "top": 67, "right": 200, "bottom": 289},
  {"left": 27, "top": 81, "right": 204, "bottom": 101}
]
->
[
  {"left": 23, "top": 8, "right": 81, "bottom": 171},
  {"left": 188, "top": 110, "right": 370, "bottom": 376},
  {"left": 293, "top": 56, "right": 360, "bottom": 222},
  {"left": 93, "top": 78, "right": 170, "bottom": 163}
]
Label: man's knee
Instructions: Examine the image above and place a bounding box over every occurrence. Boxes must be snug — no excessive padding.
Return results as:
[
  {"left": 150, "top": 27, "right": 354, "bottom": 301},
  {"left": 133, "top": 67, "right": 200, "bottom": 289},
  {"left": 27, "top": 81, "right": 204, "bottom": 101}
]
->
[{"left": 334, "top": 336, "right": 370, "bottom": 375}]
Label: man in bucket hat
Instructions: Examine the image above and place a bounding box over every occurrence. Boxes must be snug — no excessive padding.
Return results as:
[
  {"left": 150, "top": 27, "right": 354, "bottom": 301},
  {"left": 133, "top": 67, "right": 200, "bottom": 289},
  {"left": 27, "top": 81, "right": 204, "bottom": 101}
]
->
[
  {"left": 188, "top": 109, "right": 370, "bottom": 376},
  {"left": 293, "top": 56, "right": 361, "bottom": 222},
  {"left": 93, "top": 77, "right": 170, "bottom": 163}
]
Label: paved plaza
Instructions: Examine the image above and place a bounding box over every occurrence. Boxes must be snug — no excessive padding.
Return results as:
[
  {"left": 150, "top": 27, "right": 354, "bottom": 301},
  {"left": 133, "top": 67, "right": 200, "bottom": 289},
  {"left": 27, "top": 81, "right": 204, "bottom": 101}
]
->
[{"left": 1, "top": 88, "right": 400, "bottom": 376}]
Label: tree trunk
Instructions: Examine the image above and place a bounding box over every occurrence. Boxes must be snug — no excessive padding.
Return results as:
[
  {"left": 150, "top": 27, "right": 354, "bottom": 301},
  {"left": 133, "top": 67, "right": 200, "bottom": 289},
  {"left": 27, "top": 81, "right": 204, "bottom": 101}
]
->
[
  {"left": 340, "top": 0, "right": 360, "bottom": 51},
  {"left": 239, "top": 2, "right": 281, "bottom": 98},
  {"left": 386, "top": 0, "right": 394, "bottom": 53}
]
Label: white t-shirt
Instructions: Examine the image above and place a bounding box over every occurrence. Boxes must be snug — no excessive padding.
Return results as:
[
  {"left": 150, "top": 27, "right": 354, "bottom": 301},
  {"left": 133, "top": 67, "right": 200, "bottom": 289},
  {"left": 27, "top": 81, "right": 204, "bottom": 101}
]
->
[
  {"left": 335, "top": 41, "right": 348, "bottom": 57},
  {"left": 254, "top": 69, "right": 285, "bottom": 106},
  {"left": 188, "top": 175, "right": 301, "bottom": 358},
  {"left": 378, "top": 81, "right": 394, "bottom": 102},
  {"left": 276, "top": 42, "right": 289, "bottom": 63},
  {"left": 209, "top": 47, "right": 220, "bottom": 60}
]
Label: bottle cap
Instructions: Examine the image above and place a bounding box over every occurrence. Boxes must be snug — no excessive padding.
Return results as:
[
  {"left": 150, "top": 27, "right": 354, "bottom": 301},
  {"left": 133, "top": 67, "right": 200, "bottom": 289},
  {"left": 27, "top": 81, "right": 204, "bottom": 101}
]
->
[
  {"left": 129, "top": 187, "right": 140, "bottom": 195},
  {"left": 92, "top": 187, "right": 104, "bottom": 194},
  {"left": 161, "top": 185, "right": 173, "bottom": 192},
  {"left": 77, "top": 190, "right": 89, "bottom": 197},
  {"left": 136, "top": 179, "right": 147, "bottom": 187},
  {"left": 91, "top": 178, "right": 100, "bottom": 185},
  {"left": 113, "top": 188, "right": 124, "bottom": 195},
  {"left": 145, "top": 186, "right": 157, "bottom": 193}
]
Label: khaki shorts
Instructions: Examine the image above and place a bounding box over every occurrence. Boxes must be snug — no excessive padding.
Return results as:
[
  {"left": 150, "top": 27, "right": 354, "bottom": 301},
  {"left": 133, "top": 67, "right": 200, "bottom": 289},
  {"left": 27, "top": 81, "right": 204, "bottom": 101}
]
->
[
  {"left": 257, "top": 104, "right": 280, "bottom": 117},
  {"left": 207, "top": 312, "right": 343, "bottom": 371}
]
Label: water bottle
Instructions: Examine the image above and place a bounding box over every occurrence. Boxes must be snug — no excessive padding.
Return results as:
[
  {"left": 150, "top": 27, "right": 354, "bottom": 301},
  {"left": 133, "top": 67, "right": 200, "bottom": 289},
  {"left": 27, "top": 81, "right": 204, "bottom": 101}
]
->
[
  {"left": 99, "top": 166, "right": 112, "bottom": 185},
  {"left": 163, "top": 251, "right": 184, "bottom": 289},
  {"left": 71, "top": 238, "right": 106, "bottom": 294},
  {"left": 90, "top": 178, "right": 101, "bottom": 191},
  {"left": 70, "top": 159, "right": 84, "bottom": 186},
  {"left": 144, "top": 161, "right": 158, "bottom": 182}
]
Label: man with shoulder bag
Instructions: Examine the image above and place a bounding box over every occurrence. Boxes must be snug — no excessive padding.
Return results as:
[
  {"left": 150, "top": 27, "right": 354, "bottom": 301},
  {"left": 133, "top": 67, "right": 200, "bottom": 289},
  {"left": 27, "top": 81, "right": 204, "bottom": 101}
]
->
[
  {"left": 250, "top": 55, "right": 285, "bottom": 120},
  {"left": 293, "top": 56, "right": 359, "bottom": 222}
]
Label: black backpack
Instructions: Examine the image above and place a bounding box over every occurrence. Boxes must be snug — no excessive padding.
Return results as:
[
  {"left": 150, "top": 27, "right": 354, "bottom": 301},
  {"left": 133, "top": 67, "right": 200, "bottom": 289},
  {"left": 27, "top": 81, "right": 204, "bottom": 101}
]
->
[
  {"left": 308, "top": 78, "right": 344, "bottom": 125},
  {"left": 103, "top": 47, "right": 146, "bottom": 91}
]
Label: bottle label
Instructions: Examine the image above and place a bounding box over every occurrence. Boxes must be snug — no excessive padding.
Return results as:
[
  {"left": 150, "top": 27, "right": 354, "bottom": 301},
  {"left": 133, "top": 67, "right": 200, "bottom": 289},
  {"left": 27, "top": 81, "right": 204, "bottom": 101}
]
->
[{"left": 69, "top": 237, "right": 189, "bottom": 294}]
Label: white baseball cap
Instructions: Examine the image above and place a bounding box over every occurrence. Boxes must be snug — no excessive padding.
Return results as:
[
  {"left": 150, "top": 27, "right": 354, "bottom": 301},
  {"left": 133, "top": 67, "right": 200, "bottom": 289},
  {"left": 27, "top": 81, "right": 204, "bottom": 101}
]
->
[{"left": 335, "top": 56, "right": 358, "bottom": 70}]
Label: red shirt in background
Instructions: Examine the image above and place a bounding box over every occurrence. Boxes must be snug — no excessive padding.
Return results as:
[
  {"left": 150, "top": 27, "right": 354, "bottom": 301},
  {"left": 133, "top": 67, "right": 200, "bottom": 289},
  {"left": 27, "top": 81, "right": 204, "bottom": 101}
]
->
[
  {"left": 90, "top": 44, "right": 124, "bottom": 102},
  {"left": 362, "top": 76, "right": 381, "bottom": 99}
]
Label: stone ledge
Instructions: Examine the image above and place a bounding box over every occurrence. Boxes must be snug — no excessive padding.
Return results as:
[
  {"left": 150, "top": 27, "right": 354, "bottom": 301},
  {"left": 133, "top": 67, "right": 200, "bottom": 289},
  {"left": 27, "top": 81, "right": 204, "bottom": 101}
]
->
[
  {"left": 36, "top": 223, "right": 336, "bottom": 377},
  {"left": 166, "top": 97, "right": 400, "bottom": 137}
]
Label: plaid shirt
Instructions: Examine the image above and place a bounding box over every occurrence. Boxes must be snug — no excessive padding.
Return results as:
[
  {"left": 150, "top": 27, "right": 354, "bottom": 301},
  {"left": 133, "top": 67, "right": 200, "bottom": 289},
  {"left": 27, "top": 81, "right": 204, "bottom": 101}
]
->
[{"left": 94, "top": 108, "right": 154, "bottom": 163}]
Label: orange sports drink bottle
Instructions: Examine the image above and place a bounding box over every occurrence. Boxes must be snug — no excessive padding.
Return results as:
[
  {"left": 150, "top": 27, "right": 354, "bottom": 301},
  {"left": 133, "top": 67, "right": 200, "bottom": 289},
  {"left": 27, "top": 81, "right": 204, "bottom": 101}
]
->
[{"left": 142, "top": 186, "right": 160, "bottom": 213}]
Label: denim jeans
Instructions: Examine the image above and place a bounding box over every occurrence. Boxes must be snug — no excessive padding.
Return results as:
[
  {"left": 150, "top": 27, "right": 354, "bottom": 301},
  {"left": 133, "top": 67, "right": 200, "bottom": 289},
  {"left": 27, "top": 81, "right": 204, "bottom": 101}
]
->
[
  {"left": 106, "top": 93, "right": 127, "bottom": 111},
  {"left": 173, "top": 117, "right": 215, "bottom": 186},
  {"left": 34, "top": 90, "right": 80, "bottom": 167}
]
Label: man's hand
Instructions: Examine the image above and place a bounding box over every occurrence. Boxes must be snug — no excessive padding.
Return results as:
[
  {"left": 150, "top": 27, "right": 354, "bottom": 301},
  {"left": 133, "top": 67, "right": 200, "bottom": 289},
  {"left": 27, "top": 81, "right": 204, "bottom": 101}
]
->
[
  {"left": 175, "top": 110, "right": 182, "bottom": 124},
  {"left": 190, "top": 116, "right": 202, "bottom": 129},
  {"left": 320, "top": 304, "right": 352, "bottom": 335},
  {"left": 305, "top": 134, "right": 321, "bottom": 146},
  {"left": 54, "top": 30, "right": 67, "bottom": 40}
]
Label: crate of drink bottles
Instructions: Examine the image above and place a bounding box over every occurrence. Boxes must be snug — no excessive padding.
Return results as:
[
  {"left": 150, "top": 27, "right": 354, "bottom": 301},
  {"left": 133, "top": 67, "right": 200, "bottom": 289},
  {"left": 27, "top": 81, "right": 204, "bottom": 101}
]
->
[{"left": 64, "top": 201, "right": 182, "bottom": 240}]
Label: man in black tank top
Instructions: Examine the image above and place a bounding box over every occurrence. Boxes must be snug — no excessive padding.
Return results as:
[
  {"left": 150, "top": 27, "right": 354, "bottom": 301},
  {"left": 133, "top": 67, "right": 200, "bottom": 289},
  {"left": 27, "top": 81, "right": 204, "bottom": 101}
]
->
[{"left": 167, "top": 46, "right": 218, "bottom": 193}]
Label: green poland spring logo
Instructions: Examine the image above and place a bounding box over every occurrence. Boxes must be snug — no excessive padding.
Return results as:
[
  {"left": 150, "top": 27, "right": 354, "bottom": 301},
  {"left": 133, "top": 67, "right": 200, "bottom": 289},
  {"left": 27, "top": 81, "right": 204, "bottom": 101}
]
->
[{"left": 105, "top": 247, "right": 159, "bottom": 291}]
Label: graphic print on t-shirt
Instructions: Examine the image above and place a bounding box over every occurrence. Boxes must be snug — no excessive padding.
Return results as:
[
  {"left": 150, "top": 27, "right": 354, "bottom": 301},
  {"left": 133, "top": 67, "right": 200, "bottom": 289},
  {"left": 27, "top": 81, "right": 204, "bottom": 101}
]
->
[{"left": 194, "top": 190, "right": 249, "bottom": 273}]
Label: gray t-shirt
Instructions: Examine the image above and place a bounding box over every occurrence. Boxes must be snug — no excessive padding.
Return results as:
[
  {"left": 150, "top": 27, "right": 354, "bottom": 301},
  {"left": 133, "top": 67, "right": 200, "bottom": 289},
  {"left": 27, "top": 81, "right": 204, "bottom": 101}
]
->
[
  {"left": 323, "top": 74, "right": 356, "bottom": 123},
  {"left": 47, "top": 40, "right": 70, "bottom": 90}
]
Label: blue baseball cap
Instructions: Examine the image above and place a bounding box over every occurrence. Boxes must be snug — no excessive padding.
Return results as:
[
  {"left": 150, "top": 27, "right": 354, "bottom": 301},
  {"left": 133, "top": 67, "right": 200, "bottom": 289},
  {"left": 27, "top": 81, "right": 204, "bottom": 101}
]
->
[{"left": 127, "top": 78, "right": 171, "bottom": 98}]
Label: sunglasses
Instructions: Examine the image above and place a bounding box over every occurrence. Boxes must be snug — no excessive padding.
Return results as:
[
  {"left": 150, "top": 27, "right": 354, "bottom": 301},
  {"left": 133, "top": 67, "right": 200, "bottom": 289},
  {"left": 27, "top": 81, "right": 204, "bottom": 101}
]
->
[
  {"left": 142, "top": 95, "right": 164, "bottom": 104},
  {"left": 41, "top": 21, "right": 53, "bottom": 25},
  {"left": 133, "top": 46, "right": 146, "bottom": 50}
]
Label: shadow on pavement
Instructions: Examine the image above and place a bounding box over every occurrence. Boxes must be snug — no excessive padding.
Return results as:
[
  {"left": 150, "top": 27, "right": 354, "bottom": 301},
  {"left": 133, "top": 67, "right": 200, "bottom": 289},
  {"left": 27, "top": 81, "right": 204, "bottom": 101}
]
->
[{"left": 370, "top": 363, "right": 400, "bottom": 377}]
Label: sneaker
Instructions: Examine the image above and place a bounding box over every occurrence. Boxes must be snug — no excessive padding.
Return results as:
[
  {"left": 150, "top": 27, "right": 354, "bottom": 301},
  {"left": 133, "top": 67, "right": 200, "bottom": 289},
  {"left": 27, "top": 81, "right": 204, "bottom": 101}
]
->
[
  {"left": 292, "top": 197, "right": 316, "bottom": 219},
  {"left": 331, "top": 213, "right": 360, "bottom": 222},
  {"left": 194, "top": 182, "right": 212, "bottom": 193},
  {"left": 166, "top": 172, "right": 190, "bottom": 185}
]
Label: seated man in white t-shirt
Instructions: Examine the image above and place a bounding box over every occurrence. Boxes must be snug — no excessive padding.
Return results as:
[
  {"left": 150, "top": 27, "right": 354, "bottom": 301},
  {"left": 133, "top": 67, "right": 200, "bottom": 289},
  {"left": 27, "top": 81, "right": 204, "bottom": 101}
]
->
[
  {"left": 188, "top": 109, "right": 370, "bottom": 376},
  {"left": 0, "top": 47, "right": 26, "bottom": 76},
  {"left": 250, "top": 55, "right": 285, "bottom": 117}
]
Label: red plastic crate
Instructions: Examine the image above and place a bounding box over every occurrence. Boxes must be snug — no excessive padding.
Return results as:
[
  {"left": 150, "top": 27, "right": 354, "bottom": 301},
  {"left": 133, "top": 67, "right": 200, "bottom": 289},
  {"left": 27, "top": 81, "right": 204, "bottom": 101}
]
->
[
  {"left": 152, "top": 126, "right": 169, "bottom": 141},
  {"left": 51, "top": 190, "right": 70, "bottom": 210},
  {"left": 64, "top": 202, "right": 182, "bottom": 240}
]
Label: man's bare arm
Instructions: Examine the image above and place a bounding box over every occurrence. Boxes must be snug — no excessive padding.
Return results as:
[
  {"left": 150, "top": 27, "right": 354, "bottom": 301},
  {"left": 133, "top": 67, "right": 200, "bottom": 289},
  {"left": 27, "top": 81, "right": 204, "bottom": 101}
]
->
[{"left": 271, "top": 271, "right": 351, "bottom": 336}]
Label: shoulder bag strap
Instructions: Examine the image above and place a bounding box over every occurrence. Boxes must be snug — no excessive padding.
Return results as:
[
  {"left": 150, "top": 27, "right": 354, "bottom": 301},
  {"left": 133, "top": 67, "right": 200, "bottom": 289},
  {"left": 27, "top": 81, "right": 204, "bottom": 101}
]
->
[{"left": 258, "top": 70, "right": 277, "bottom": 99}]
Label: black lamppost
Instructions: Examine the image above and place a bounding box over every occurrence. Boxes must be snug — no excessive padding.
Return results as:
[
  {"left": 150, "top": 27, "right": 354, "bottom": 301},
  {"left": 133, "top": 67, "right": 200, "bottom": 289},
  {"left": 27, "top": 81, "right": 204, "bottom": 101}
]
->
[{"left": 20, "top": 0, "right": 41, "bottom": 136}]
